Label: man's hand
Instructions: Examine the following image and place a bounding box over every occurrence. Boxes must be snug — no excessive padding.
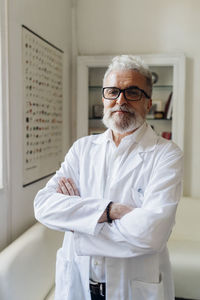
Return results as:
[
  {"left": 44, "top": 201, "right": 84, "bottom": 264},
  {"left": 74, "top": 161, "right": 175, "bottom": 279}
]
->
[
  {"left": 98, "top": 203, "right": 133, "bottom": 223},
  {"left": 56, "top": 177, "right": 80, "bottom": 196},
  {"left": 56, "top": 178, "right": 133, "bottom": 224},
  {"left": 56, "top": 177, "right": 79, "bottom": 233}
]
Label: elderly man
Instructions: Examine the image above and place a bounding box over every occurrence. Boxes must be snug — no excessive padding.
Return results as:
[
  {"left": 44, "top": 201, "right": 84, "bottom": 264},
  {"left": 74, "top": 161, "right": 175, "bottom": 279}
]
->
[{"left": 34, "top": 55, "right": 183, "bottom": 300}]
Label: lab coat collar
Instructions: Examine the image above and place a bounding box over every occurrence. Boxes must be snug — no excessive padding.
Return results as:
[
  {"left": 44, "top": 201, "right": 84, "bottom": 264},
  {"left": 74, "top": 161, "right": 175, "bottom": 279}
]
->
[
  {"left": 92, "top": 122, "right": 158, "bottom": 153},
  {"left": 137, "top": 123, "right": 158, "bottom": 153},
  {"left": 91, "top": 122, "right": 158, "bottom": 188}
]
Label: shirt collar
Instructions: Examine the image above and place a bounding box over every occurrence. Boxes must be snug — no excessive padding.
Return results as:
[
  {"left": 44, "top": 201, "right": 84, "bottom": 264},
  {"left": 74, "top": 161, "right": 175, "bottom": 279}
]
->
[
  {"left": 94, "top": 122, "right": 147, "bottom": 144},
  {"left": 92, "top": 122, "right": 158, "bottom": 153}
]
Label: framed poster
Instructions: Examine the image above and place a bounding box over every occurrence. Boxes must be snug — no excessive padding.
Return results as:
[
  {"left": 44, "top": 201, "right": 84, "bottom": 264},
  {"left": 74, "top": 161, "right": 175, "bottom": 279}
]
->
[{"left": 22, "top": 25, "right": 63, "bottom": 187}]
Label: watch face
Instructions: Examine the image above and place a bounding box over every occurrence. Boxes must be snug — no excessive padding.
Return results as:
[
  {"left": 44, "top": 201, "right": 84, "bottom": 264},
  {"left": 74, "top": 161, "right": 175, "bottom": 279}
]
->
[{"left": 152, "top": 72, "right": 159, "bottom": 84}]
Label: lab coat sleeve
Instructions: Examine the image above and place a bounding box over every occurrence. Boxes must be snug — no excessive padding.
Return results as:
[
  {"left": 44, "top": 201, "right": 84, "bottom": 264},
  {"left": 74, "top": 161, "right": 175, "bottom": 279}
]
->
[
  {"left": 34, "top": 139, "right": 109, "bottom": 235},
  {"left": 74, "top": 143, "right": 183, "bottom": 257}
]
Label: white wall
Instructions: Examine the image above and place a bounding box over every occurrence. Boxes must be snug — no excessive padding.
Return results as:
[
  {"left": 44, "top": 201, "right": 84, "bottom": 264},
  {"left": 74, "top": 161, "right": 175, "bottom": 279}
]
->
[
  {"left": 0, "top": 0, "right": 72, "bottom": 250},
  {"left": 76, "top": 0, "right": 200, "bottom": 198},
  {"left": 1, "top": 0, "right": 199, "bottom": 250}
]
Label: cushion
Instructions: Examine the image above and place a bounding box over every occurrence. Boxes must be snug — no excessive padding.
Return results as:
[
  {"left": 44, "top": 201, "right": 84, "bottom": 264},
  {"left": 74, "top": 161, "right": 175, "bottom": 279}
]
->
[
  {"left": 45, "top": 286, "right": 55, "bottom": 300},
  {"left": 0, "top": 223, "right": 63, "bottom": 300},
  {"left": 170, "top": 197, "right": 200, "bottom": 241},
  {"left": 168, "top": 239, "right": 200, "bottom": 299}
]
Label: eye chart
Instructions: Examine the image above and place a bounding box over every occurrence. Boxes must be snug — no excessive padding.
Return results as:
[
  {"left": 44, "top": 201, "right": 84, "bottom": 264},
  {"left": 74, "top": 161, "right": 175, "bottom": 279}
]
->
[{"left": 22, "top": 25, "right": 63, "bottom": 186}]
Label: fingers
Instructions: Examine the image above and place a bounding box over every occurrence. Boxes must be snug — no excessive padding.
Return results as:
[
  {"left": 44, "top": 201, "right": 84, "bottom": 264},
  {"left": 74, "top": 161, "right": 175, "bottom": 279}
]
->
[
  {"left": 64, "top": 178, "right": 75, "bottom": 196},
  {"left": 57, "top": 177, "right": 79, "bottom": 196},
  {"left": 67, "top": 178, "right": 80, "bottom": 196},
  {"left": 56, "top": 177, "right": 68, "bottom": 194},
  {"left": 59, "top": 177, "right": 73, "bottom": 195},
  {"left": 56, "top": 186, "right": 63, "bottom": 194}
]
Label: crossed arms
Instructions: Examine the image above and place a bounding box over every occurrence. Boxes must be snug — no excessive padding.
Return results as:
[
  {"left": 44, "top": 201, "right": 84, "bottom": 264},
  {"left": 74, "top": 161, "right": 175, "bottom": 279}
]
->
[
  {"left": 56, "top": 177, "right": 133, "bottom": 223},
  {"left": 34, "top": 138, "right": 183, "bottom": 258}
]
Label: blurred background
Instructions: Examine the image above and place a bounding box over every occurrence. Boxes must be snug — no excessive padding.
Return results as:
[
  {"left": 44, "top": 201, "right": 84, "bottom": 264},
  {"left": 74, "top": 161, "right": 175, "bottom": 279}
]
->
[{"left": 0, "top": 1, "right": 200, "bottom": 299}]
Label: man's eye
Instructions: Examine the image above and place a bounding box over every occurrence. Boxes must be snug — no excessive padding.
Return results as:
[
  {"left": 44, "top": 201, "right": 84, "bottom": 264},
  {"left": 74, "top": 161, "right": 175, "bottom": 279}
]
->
[
  {"left": 107, "top": 89, "right": 118, "bottom": 95},
  {"left": 126, "top": 89, "right": 139, "bottom": 96},
  {"left": 109, "top": 89, "right": 117, "bottom": 94}
]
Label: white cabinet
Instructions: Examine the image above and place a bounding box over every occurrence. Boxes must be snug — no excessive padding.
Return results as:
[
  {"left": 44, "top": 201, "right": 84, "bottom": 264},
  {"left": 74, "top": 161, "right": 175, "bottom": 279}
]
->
[{"left": 77, "top": 54, "right": 185, "bottom": 150}]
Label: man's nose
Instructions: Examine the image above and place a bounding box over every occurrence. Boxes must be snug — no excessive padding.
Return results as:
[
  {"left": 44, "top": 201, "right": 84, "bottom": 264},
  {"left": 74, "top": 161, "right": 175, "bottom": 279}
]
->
[{"left": 116, "top": 91, "right": 128, "bottom": 105}]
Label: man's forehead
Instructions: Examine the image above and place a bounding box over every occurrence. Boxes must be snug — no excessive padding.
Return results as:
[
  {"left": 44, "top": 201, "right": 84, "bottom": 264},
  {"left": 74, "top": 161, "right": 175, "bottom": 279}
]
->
[{"left": 104, "top": 69, "right": 147, "bottom": 87}]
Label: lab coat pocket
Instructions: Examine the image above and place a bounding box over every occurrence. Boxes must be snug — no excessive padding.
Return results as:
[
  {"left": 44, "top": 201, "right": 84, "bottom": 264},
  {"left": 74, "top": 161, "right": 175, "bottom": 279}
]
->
[
  {"left": 130, "top": 276, "right": 164, "bottom": 300},
  {"left": 131, "top": 188, "right": 144, "bottom": 208},
  {"left": 55, "top": 248, "right": 84, "bottom": 300}
]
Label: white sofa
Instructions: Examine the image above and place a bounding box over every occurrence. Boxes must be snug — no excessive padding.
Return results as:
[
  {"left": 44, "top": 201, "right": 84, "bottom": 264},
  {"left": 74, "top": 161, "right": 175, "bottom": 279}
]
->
[
  {"left": 0, "top": 197, "right": 199, "bottom": 300},
  {"left": 0, "top": 222, "right": 63, "bottom": 300},
  {"left": 168, "top": 197, "right": 200, "bottom": 300}
]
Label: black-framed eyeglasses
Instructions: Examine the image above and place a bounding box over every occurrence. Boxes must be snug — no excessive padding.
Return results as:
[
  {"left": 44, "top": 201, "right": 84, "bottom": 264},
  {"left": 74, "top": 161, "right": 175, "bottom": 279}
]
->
[{"left": 102, "top": 86, "right": 151, "bottom": 101}]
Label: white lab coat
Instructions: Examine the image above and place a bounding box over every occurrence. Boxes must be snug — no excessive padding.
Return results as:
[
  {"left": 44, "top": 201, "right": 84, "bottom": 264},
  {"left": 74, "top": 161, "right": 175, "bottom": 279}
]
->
[{"left": 34, "top": 124, "right": 183, "bottom": 300}]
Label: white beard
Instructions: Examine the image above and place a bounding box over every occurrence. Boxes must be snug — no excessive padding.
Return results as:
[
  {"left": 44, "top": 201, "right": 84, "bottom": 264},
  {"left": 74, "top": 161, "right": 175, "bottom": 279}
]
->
[{"left": 102, "top": 105, "right": 145, "bottom": 134}]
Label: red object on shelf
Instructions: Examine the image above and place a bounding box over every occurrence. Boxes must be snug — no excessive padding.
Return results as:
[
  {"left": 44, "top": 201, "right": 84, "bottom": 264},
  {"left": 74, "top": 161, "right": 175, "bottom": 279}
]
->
[{"left": 162, "top": 132, "right": 172, "bottom": 140}]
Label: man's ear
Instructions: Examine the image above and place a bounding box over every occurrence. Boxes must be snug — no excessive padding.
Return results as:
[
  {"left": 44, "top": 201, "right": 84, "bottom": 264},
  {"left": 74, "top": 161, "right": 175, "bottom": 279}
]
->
[{"left": 146, "top": 99, "right": 152, "bottom": 113}]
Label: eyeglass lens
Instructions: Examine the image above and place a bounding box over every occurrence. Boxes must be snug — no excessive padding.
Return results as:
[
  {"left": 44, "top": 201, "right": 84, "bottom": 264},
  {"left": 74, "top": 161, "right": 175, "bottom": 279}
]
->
[{"left": 103, "top": 87, "right": 142, "bottom": 101}]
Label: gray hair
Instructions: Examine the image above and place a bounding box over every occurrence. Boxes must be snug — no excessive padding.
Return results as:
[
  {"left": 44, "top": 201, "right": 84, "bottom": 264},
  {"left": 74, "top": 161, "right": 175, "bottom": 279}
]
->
[{"left": 103, "top": 55, "right": 152, "bottom": 97}]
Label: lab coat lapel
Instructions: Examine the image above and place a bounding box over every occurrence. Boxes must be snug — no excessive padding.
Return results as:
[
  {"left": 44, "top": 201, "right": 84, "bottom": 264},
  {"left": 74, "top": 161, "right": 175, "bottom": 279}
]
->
[
  {"left": 92, "top": 125, "right": 158, "bottom": 191},
  {"left": 110, "top": 147, "right": 143, "bottom": 187},
  {"left": 91, "top": 134, "right": 109, "bottom": 197},
  {"left": 110, "top": 125, "right": 158, "bottom": 186},
  {"left": 120, "top": 148, "right": 143, "bottom": 177}
]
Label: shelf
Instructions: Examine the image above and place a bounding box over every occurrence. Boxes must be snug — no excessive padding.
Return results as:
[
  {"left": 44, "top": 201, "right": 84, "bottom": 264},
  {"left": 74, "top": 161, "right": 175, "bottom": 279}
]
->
[
  {"left": 89, "top": 85, "right": 173, "bottom": 89},
  {"left": 89, "top": 119, "right": 105, "bottom": 130},
  {"left": 89, "top": 86, "right": 102, "bottom": 89},
  {"left": 89, "top": 118, "right": 172, "bottom": 121},
  {"left": 77, "top": 54, "right": 185, "bottom": 149},
  {"left": 146, "top": 118, "right": 172, "bottom": 121},
  {"left": 89, "top": 118, "right": 172, "bottom": 137},
  {"left": 153, "top": 85, "right": 172, "bottom": 88}
]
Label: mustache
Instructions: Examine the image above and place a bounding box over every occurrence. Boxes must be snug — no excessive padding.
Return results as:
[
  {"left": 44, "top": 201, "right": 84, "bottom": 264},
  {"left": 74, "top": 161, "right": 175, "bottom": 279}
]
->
[{"left": 109, "top": 105, "right": 135, "bottom": 114}]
